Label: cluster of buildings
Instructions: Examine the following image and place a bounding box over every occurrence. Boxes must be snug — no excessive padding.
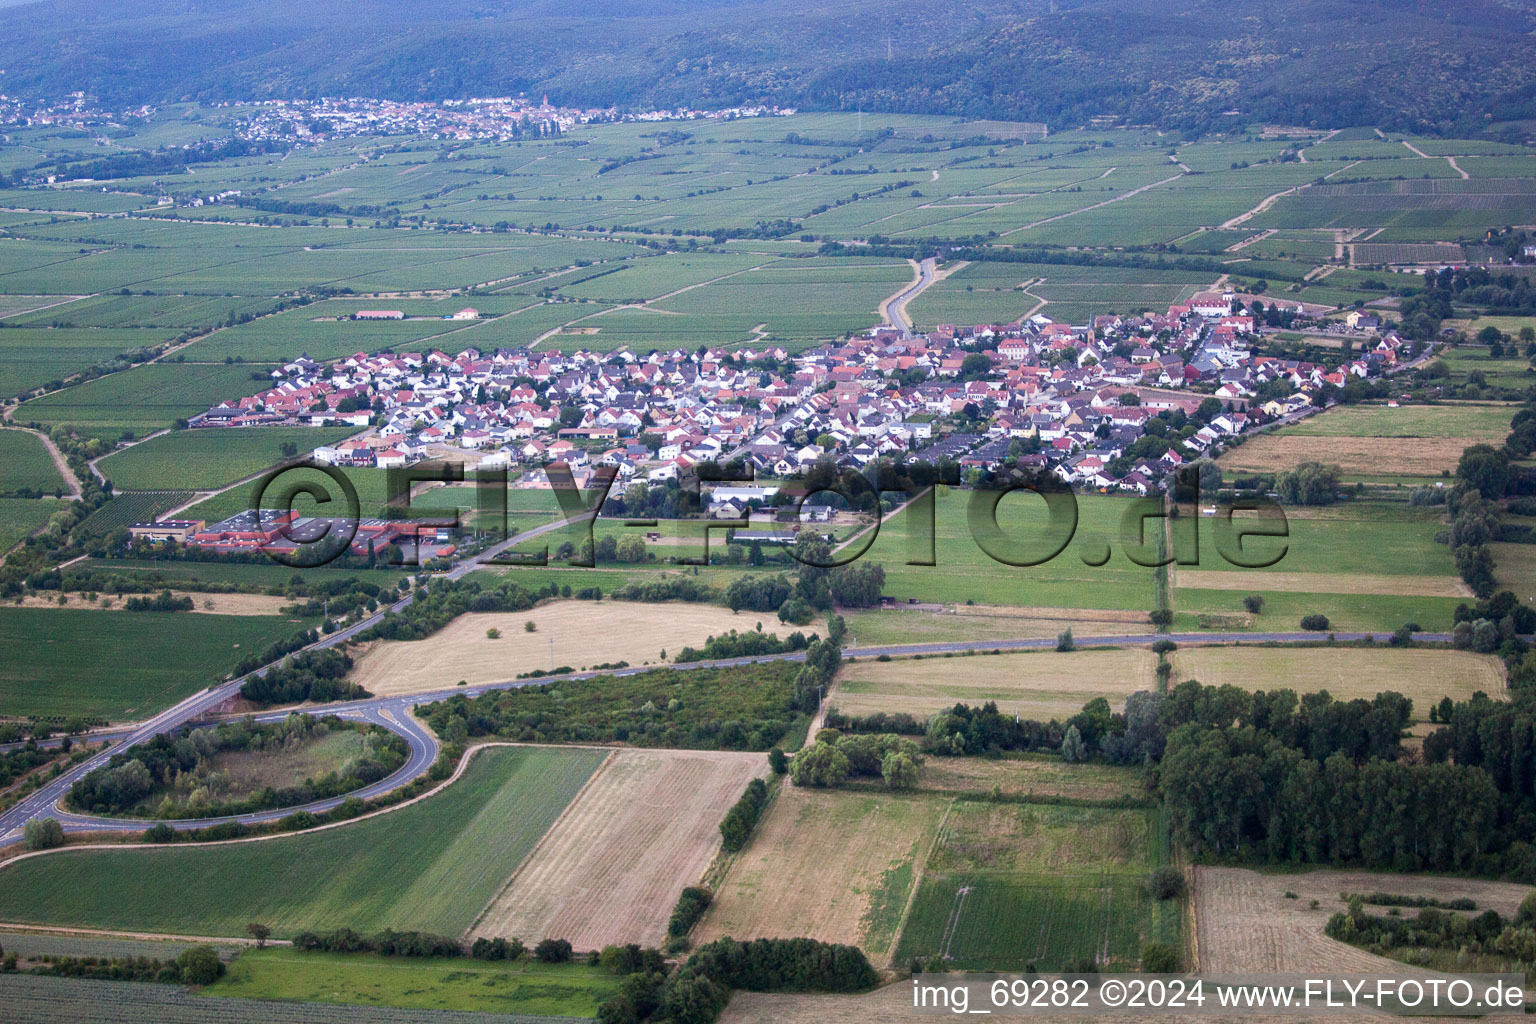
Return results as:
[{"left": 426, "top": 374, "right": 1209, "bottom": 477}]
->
[
  {"left": 221, "top": 96, "right": 793, "bottom": 144},
  {"left": 128, "top": 510, "right": 457, "bottom": 561},
  {"left": 186, "top": 290, "right": 1414, "bottom": 505},
  {"left": 0, "top": 91, "right": 157, "bottom": 134}
]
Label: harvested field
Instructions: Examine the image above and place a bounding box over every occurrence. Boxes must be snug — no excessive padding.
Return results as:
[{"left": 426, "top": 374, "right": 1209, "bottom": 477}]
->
[
  {"left": 844, "top": 605, "right": 1148, "bottom": 648},
  {"left": 1169, "top": 646, "right": 1505, "bottom": 717},
  {"left": 350, "top": 600, "right": 760, "bottom": 695},
  {"left": 832, "top": 648, "right": 1157, "bottom": 721},
  {"left": 1173, "top": 569, "right": 1467, "bottom": 598},
  {"left": 693, "top": 787, "right": 950, "bottom": 960},
  {"left": 14, "top": 591, "right": 294, "bottom": 615},
  {"left": 1193, "top": 866, "right": 1530, "bottom": 974},
  {"left": 468, "top": 748, "right": 765, "bottom": 950},
  {"left": 1218, "top": 434, "right": 1473, "bottom": 477}
]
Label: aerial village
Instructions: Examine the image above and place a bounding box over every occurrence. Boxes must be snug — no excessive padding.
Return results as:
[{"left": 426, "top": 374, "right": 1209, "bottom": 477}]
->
[{"left": 157, "top": 290, "right": 1420, "bottom": 555}]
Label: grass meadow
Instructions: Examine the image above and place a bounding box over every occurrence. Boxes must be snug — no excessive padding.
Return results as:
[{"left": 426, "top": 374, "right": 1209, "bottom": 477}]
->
[
  {"left": 0, "top": 605, "right": 314, "bottom": 720},
  {"left": 206, "top": 948, "right": 623, "bottom": 1017},
  {"left": 861, "top": 488, "right": 1163, "bottom": 611}
]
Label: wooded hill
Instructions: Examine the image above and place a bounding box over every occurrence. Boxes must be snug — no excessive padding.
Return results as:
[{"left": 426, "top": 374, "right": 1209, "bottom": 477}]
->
[{"left": 3, "top": 0, "right": 1535, "bottom": 136}]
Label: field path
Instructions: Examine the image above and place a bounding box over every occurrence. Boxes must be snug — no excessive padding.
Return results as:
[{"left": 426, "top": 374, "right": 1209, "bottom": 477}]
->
[
  {"left": 0, "top": 922, "right": 285, "bottom": 947},
  {"left": 1401, "top": 140, "right": 1432, "bottom": 159},
  {"left": 86, "top": 428, "right": 168, "bottom": 485},
  {"left": 0, "top": 425, "right": 82, "bottom": 498},
  {"left": 1446, "top": 155, "right": 1471, "bottom": 180},
  {"left": 1221, "top": 187, "right": 1299, "bottom": 230}
]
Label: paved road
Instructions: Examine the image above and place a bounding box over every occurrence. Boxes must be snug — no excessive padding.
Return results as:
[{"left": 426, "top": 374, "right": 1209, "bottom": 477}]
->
[
  {"left": 879, "top": 257, "right": 936, "bottom": 340},
  {"left": 0, "top": 623, "right": 1450, "bottom": 843}
]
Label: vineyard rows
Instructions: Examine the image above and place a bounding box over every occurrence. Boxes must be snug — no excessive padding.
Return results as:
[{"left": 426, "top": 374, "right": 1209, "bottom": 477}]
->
[{"left": 76, "top": 491, "right": 192, "bottom": 538}]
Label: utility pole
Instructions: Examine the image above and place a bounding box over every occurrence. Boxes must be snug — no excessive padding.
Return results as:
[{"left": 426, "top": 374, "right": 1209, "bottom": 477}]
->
[{"left": 549, "top": 635, "right": 555, "bottom": 672}]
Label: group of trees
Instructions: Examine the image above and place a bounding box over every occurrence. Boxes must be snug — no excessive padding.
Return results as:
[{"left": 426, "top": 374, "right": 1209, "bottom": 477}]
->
[
  {"left": 790, "top": 621, "right": 844, "bottom": 715},
  {"left": 121, "top": 589, "right": 195, "bottom": 612},
  {"left": 596, "top": 937, "right": 877, "bottom": 1024},
  {"left": 1274, "top": 462, "right": 1342, "bottom": 506},
  {"left": 788, "top": 730, "right": 921, "bottom": 789},
  {"left": 421, "top": 662, "right": 802, "bottom": 752},
  {"left": 1326, "top": 894, "right": 1536, "bottom": 966},
  {"left": 364, "top": 577, "right": 542, "bottom": 641},
  {"left": 23, "top": 944, "right": 224, "bottom": 986},
  {"left": 674, "top": 628, "right": 812, "bottom": 664},
  {"left": 1157, "top": 683, "right": 1536, "bottom": 878},
  {"left": 294, "top": 927, "right": 462, "bottom": 958},
  {"left": 668, "top": 887, "right": 713, "bottom": 940},
  {"left": 240, "top": 648, "right": 368, "bottom": 705},
  {"left": 68, "top": 713, "right": 406, "bottom": 818},
  {"left": 719, "top": 778, "right": 770, "bottom": 852}
]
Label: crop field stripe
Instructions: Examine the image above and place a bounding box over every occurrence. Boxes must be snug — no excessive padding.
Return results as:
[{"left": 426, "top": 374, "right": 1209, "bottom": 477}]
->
[{"left": 462, "top": 749, "right": 616, "bottom": 940}]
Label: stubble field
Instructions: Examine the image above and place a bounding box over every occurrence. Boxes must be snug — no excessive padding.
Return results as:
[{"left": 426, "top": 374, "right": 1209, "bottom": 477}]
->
[
  {"left": 831, "top": 648, "right": 1157, "bottom": 722},
  {"left": 693, "top": 786, "right": 951, "bottom": 962},
  {"left": 468, "top": 748, "right": 766, "bottom": 950},
  {"left": 1169, "top": 646, "right": 1505, "bottom": 717},
  {"left": 1193, "top": 866, "right": 1530, "bottom": 973},
  {"left": 349, "top": 600, "right": 768, "bottom": 694}
]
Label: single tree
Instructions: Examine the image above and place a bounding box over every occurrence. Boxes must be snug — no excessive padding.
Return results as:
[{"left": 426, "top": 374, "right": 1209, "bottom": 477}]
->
[{"left": 1061, "top": 724, "right": 1087, "bottom": 763}]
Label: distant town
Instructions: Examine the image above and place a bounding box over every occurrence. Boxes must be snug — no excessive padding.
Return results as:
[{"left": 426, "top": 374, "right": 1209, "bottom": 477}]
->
[{"left": 0, "top": 91, "right": 796, "bottom": 146}]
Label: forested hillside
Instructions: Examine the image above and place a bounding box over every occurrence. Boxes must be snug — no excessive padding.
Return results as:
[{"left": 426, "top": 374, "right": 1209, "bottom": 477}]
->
[{"left": 2, "top": 0, "right": 1535, "bottom": 135}]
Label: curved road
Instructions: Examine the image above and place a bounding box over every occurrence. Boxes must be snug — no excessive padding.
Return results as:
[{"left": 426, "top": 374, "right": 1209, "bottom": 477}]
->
[
  {"left": 0, "top": 510, "right": 590, "bottom": 845},
  {"left": 0, "top": 624, "right": 1449, "bottom": 844}
]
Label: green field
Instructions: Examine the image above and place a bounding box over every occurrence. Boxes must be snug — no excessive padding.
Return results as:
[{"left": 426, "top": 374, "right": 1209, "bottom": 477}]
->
[
  {"left": 207, "top": 948, "right": 623, "bottom": 1017},
  {"left": 859, "top": 488, "right": 1162, "bottom": 610},
  {"left": 1171, "top": 502, "right": 1463, "bottom": 632},
  {"left": 0, "top": 328, "right": 180, "bottom": 399},
  {"left": 0, "top": 606, "right": 314, "bottom": 720},
  {"left": 95, "top": 427, "right": 359, "bottom": 491},
  {"left": 0, "top": 745, "right": 606, "bottom": 936},
  {"left": 1186, "top": 503, "right": 1455, "bottom": 578},
  {"left": 0, "top": 429, "right": 68, "bottom": 495},
  {"left": 892, "top": 803, "right": 1177, "bottom": 971},
  {"left": 1279, "top": 402, "right": 1515, "bottom": 440},
  {"left": 0, "top": 497, "right": 68, "bottom": 553}
]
